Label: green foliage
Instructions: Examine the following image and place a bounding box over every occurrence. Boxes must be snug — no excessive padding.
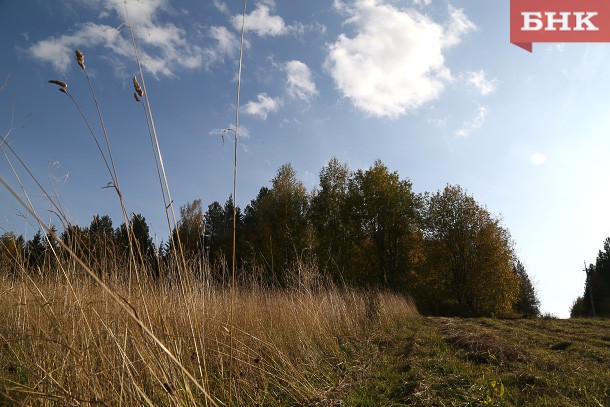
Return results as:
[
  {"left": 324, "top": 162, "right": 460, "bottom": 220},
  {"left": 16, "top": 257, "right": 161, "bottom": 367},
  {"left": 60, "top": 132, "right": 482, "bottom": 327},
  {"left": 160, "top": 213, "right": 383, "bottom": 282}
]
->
[
  {"left": 169, "top": 200, "right": 205, "bottom": 260},
  {"left": 512, "top": 260, "right": 540, "bottom": 317},
  {"left": 345, "top": 160, "right": 423, "bottom": 290},
  {"left": 310, "top": 158, "right": 424, "bottom": 291},
  {"left": 203, "top": 197, "right": 247, "bottom": 282},
  {"left": 204, "top": 200, "right": 232, "bottom": 266},
  {"left": 570, "top": 296, "right": 586, "bottom": 318},
  {"left": 576, "top": 237, "right": 610, "bottom": 317},
  {"left": 416, "top": 185, "right": 519, "bottom": 317},
  {"left": 310, "top": 157, "right": 351, "bottom": 280},
  {"left": 242, "top": 163, "right": 311, "bottom": 285},
  {"left": 116, "top": 213, "right": 154, "bottom": 262},
  {"left": 25, "top": 230, "right": 45, "bottom": 270},
  {"left": 0, "top": 160, "right": 526, "bottom": 317}
]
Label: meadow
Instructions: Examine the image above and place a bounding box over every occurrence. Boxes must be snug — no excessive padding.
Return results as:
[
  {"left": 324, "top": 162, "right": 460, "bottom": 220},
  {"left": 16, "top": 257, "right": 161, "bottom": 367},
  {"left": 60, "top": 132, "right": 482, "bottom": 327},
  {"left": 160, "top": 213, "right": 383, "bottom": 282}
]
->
[
  {"left": 0, "top": 265, "right": 418, "bottom": 405},
  {"left": 2, "top": 268, "right": 609, "bottom": 406},
  {"left": 1, "top": 4, "right": 607, "bottom": 406}
]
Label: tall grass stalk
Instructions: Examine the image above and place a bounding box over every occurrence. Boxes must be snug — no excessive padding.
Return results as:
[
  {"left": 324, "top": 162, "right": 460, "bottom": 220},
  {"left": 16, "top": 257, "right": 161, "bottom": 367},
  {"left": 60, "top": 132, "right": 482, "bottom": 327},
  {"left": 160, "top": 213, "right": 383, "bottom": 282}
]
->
[
  {"left": 121, "top": 1, "right": 212, "bottom": 399},
  {"left": 229, "top": 1, "right": 248, "bottom": 405},
  {"left": 0, "top": 175, "right": 219, "bottom": 405}
]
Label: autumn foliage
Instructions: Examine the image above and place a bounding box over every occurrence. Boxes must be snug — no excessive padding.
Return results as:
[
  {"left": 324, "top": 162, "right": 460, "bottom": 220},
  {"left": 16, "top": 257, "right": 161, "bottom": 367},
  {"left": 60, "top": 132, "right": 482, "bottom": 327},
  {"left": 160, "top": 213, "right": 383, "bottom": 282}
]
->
[{"left": 0, "top": 158, "right": 537, "bottom": 317}]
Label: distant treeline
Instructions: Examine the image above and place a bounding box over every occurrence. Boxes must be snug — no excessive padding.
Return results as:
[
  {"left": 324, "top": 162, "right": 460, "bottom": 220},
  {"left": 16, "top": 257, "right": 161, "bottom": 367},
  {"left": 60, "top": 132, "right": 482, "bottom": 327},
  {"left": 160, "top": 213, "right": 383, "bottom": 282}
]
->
[
  {"left": 571, "top": 237, "right": 610, "bottom": 318},
  {"left": 0, "top": 158, "right": 540, "bottom": 317}
]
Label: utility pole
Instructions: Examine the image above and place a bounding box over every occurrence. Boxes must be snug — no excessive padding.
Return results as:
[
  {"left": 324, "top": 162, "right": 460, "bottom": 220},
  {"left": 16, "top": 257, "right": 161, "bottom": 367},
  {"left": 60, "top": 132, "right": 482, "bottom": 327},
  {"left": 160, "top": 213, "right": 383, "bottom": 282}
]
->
[{"left": 585, "top": 261, "right": 596, "bottom": 317}]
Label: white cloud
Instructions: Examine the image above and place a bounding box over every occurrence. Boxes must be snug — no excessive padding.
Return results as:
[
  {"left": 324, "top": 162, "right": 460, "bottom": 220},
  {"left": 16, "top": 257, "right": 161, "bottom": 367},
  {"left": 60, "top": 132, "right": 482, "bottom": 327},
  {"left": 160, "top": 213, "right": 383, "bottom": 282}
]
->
[
  {"left": 284, "top": 60, "right": 318, "bottom": 102},
  {"left": 462, "top": 70, "right": 497, "bottom": 96},
  {"left": 28, "top": 22, "right": 132, "bottom": 74},
  {"left": 232, "top": 4, "right": 287, "bottom": 37},
  {"left": 243, "top": 93, "right": 282, "bottom": 120},
  {"left": 258, "top": 0, "right": 277, "bottom": 8},
  {"left": 208, "top": 26, "right": 240, "bottom": 61},
  {"left": 231, "top": 2, "right": 309, "bottom": 37},
  {"left": 26, "top": 0, "right": 227, "bottom": 77},
  {"left": 444, "top": 6, "right": 477, "bottom": 46},
  {"left": 213, "top": 0, "right": 229, "bottom": 14},
  {"left": 412, "top": 0, "right": 432, "bottom": 6},
  {"left": 209, "top": 124, "right": 251, "bottom": 141},
  {"left": 325, "top": 0, "right": 476, "bottom": 119},
  {"left": 454, "top": 106, "right": 488, "bottom": 137}
]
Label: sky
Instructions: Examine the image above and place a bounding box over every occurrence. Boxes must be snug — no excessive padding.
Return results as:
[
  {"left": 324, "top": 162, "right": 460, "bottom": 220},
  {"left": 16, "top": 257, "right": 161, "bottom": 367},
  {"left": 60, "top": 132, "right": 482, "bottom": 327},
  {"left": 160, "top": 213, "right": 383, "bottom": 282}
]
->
[{"left": 1, "top": 0, "right": 610, "bottom": 317}]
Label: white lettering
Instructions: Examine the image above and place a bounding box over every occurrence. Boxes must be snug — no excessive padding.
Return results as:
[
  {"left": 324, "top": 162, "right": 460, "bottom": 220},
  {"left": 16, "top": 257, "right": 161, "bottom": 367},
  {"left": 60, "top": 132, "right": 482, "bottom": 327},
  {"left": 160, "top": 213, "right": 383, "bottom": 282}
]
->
[
  {"left": 545, "top": 12, "right": 572, "bottom": 31},
  {"left": 573, "top": 12, "right": 599, "bottom": 31},
  {"left": 522, "top": 12, "right": 543, "bottom": 31}
]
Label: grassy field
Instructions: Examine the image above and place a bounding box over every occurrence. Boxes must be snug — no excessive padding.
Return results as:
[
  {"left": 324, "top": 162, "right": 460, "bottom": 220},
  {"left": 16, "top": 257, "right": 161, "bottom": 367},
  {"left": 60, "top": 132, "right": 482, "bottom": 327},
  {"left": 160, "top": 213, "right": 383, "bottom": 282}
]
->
[
  {"left": 2, "top": 272, "right": 609, "bottom": 407},
  {"left": 0, "top": 274, "right": 418, "bottom": 406},
  {"left": 345, "top": 316, "right": 610, "bottom": 406}
]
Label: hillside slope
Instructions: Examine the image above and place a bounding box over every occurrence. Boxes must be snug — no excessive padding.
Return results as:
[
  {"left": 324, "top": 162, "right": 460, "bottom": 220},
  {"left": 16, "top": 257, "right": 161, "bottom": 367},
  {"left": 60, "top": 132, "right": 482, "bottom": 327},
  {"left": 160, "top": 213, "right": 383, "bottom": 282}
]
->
[{"left": 342, "top": 317, "right": 610, "bottom": 406}]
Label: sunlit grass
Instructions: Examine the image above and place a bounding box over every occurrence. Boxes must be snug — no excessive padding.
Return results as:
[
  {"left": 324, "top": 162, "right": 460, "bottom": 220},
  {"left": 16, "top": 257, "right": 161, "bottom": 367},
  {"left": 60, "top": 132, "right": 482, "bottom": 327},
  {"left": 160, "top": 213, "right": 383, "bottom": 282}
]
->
[{"left": 0, "top": 268, "right": 418, "bottom": 405}]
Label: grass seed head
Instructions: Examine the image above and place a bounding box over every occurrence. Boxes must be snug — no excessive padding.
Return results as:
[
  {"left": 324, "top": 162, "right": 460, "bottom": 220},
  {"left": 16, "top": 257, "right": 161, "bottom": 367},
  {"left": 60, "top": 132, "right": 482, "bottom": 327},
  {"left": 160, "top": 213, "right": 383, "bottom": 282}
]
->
[
  {"left": 132, "top": 76, "right": 143, "bottom": 97},
  {"left": 75, "top": 49, "right": 85, "bottom": 70},
  {"left": 133, "top": 92, "right": 140, "bottom": 102},
  {"left": 48, "top": 80, "right": 67, "bottom": 88},
  {"left": 59, "top": 88, "right": 68, "bottom": 94}
]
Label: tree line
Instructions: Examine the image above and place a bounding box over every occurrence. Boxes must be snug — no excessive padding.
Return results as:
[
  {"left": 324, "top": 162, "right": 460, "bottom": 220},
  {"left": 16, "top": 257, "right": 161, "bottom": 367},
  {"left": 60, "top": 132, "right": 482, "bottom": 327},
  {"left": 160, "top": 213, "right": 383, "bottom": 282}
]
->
[
  {"left": 571, "top": 237, "right": 610, "bottom": 317},
  {"left": 0, "top": 158, "right": 540, "bottom": 317}
]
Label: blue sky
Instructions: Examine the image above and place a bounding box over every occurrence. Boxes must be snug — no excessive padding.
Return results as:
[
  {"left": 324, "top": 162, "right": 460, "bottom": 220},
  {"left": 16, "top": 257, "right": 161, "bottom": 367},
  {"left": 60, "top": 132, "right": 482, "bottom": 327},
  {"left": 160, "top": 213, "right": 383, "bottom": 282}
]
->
[{"left": 2, "top": 0, "right": 610, "bottom": 317}]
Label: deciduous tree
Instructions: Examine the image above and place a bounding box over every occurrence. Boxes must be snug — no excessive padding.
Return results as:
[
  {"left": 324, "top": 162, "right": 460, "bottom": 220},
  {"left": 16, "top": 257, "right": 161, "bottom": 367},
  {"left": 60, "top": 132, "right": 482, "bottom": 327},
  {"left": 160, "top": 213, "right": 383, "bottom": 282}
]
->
[
  {"left": 345, "top": 160, "right": 423, "bottom": 290},
  {"left": 418, "top": 185, "right": 519, "bottom": 317}
]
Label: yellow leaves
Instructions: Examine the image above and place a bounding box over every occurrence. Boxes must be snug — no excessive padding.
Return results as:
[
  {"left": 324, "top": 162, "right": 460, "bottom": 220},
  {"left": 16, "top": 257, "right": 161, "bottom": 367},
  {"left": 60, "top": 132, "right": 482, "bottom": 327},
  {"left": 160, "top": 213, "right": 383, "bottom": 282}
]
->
[{"left": 419, "top": 185, "right": 519, "bottom": 317}]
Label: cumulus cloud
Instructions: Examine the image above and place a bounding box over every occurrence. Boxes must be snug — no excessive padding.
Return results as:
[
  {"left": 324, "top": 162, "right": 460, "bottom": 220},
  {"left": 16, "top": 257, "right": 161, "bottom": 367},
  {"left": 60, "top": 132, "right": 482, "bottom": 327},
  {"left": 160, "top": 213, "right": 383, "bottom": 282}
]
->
[
  {"left": 231, "top": 2, "right": 310, "bottom": 37},
  {"left": 462, "top": 70, "right": 497, "bottom": 96},
  {"left": 232, "top": 4, "right": 287, "bottom": 36},
  {"left": 243, "top": 93, "right": 282, "bottom": 120},
  {"left": 454, "top": 106, "right": 488, "bottom": 137},
  {"left": 284, "top": 60, "right": 318, "bottom": 102},
  {"left": 26, "top": 0, "right": 233, "bottom": 77},
  {"left": 326, "top": 0, "right": 476, "bottom": 118}
]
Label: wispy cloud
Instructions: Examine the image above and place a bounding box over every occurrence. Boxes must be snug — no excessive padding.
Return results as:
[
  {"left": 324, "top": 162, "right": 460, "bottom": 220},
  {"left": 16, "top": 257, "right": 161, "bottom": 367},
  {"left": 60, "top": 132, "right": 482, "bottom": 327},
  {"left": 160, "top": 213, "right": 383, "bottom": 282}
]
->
[
  {"left": 412, "top": 0, "right": 432, "bottom": 6},
  {"left": 213, "top": 0, "right": 229, "bottom": 14},
  {"left": 206, "top": 26, "right": 241, "bottom": 64},
  {"left": 444, "top": 6, "right": 477, "bottom": 46},
  {"left": 462, "top": 70, "right": 498, "bottom": 96},
  {"left": 26, "top": 0, "right": 232, "bottom": 77},
  {"left": 209, "top": 123, "right": 251, "bottom": 140},
  {"left": 454, "top": 106, "right": 488, "bottom": 137},
  {"left": 284, "top": 60, "right": 318, "bottom": 102},
  {"left": 28, "top": 23, "right": 129, "bottom": 74},
  {"left": 243, "top": 93, "right": 282, "bottom": 120},
  {"left": 326, "top": 0, "right": 476, "bottom": 119}
]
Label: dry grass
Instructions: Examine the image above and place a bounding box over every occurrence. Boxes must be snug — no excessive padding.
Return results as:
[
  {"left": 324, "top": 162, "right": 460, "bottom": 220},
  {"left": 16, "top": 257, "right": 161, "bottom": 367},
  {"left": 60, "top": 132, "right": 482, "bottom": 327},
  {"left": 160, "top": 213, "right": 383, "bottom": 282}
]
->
[
  {"left": 0, "top": 9, "right": 423, "bottom": 404},
  {"left": 0, "top": 269, "right": 418, "bottom": 405}
]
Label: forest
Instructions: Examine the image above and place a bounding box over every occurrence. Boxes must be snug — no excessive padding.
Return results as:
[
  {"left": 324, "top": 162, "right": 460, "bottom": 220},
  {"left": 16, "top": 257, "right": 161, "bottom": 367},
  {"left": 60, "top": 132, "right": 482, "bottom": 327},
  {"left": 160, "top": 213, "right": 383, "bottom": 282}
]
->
[
  {"left": 0, "top": 158, "right": 540, "bottom": 318},
  {"left": 571, "top": 237, "right": 610, "bottom": 317}
]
